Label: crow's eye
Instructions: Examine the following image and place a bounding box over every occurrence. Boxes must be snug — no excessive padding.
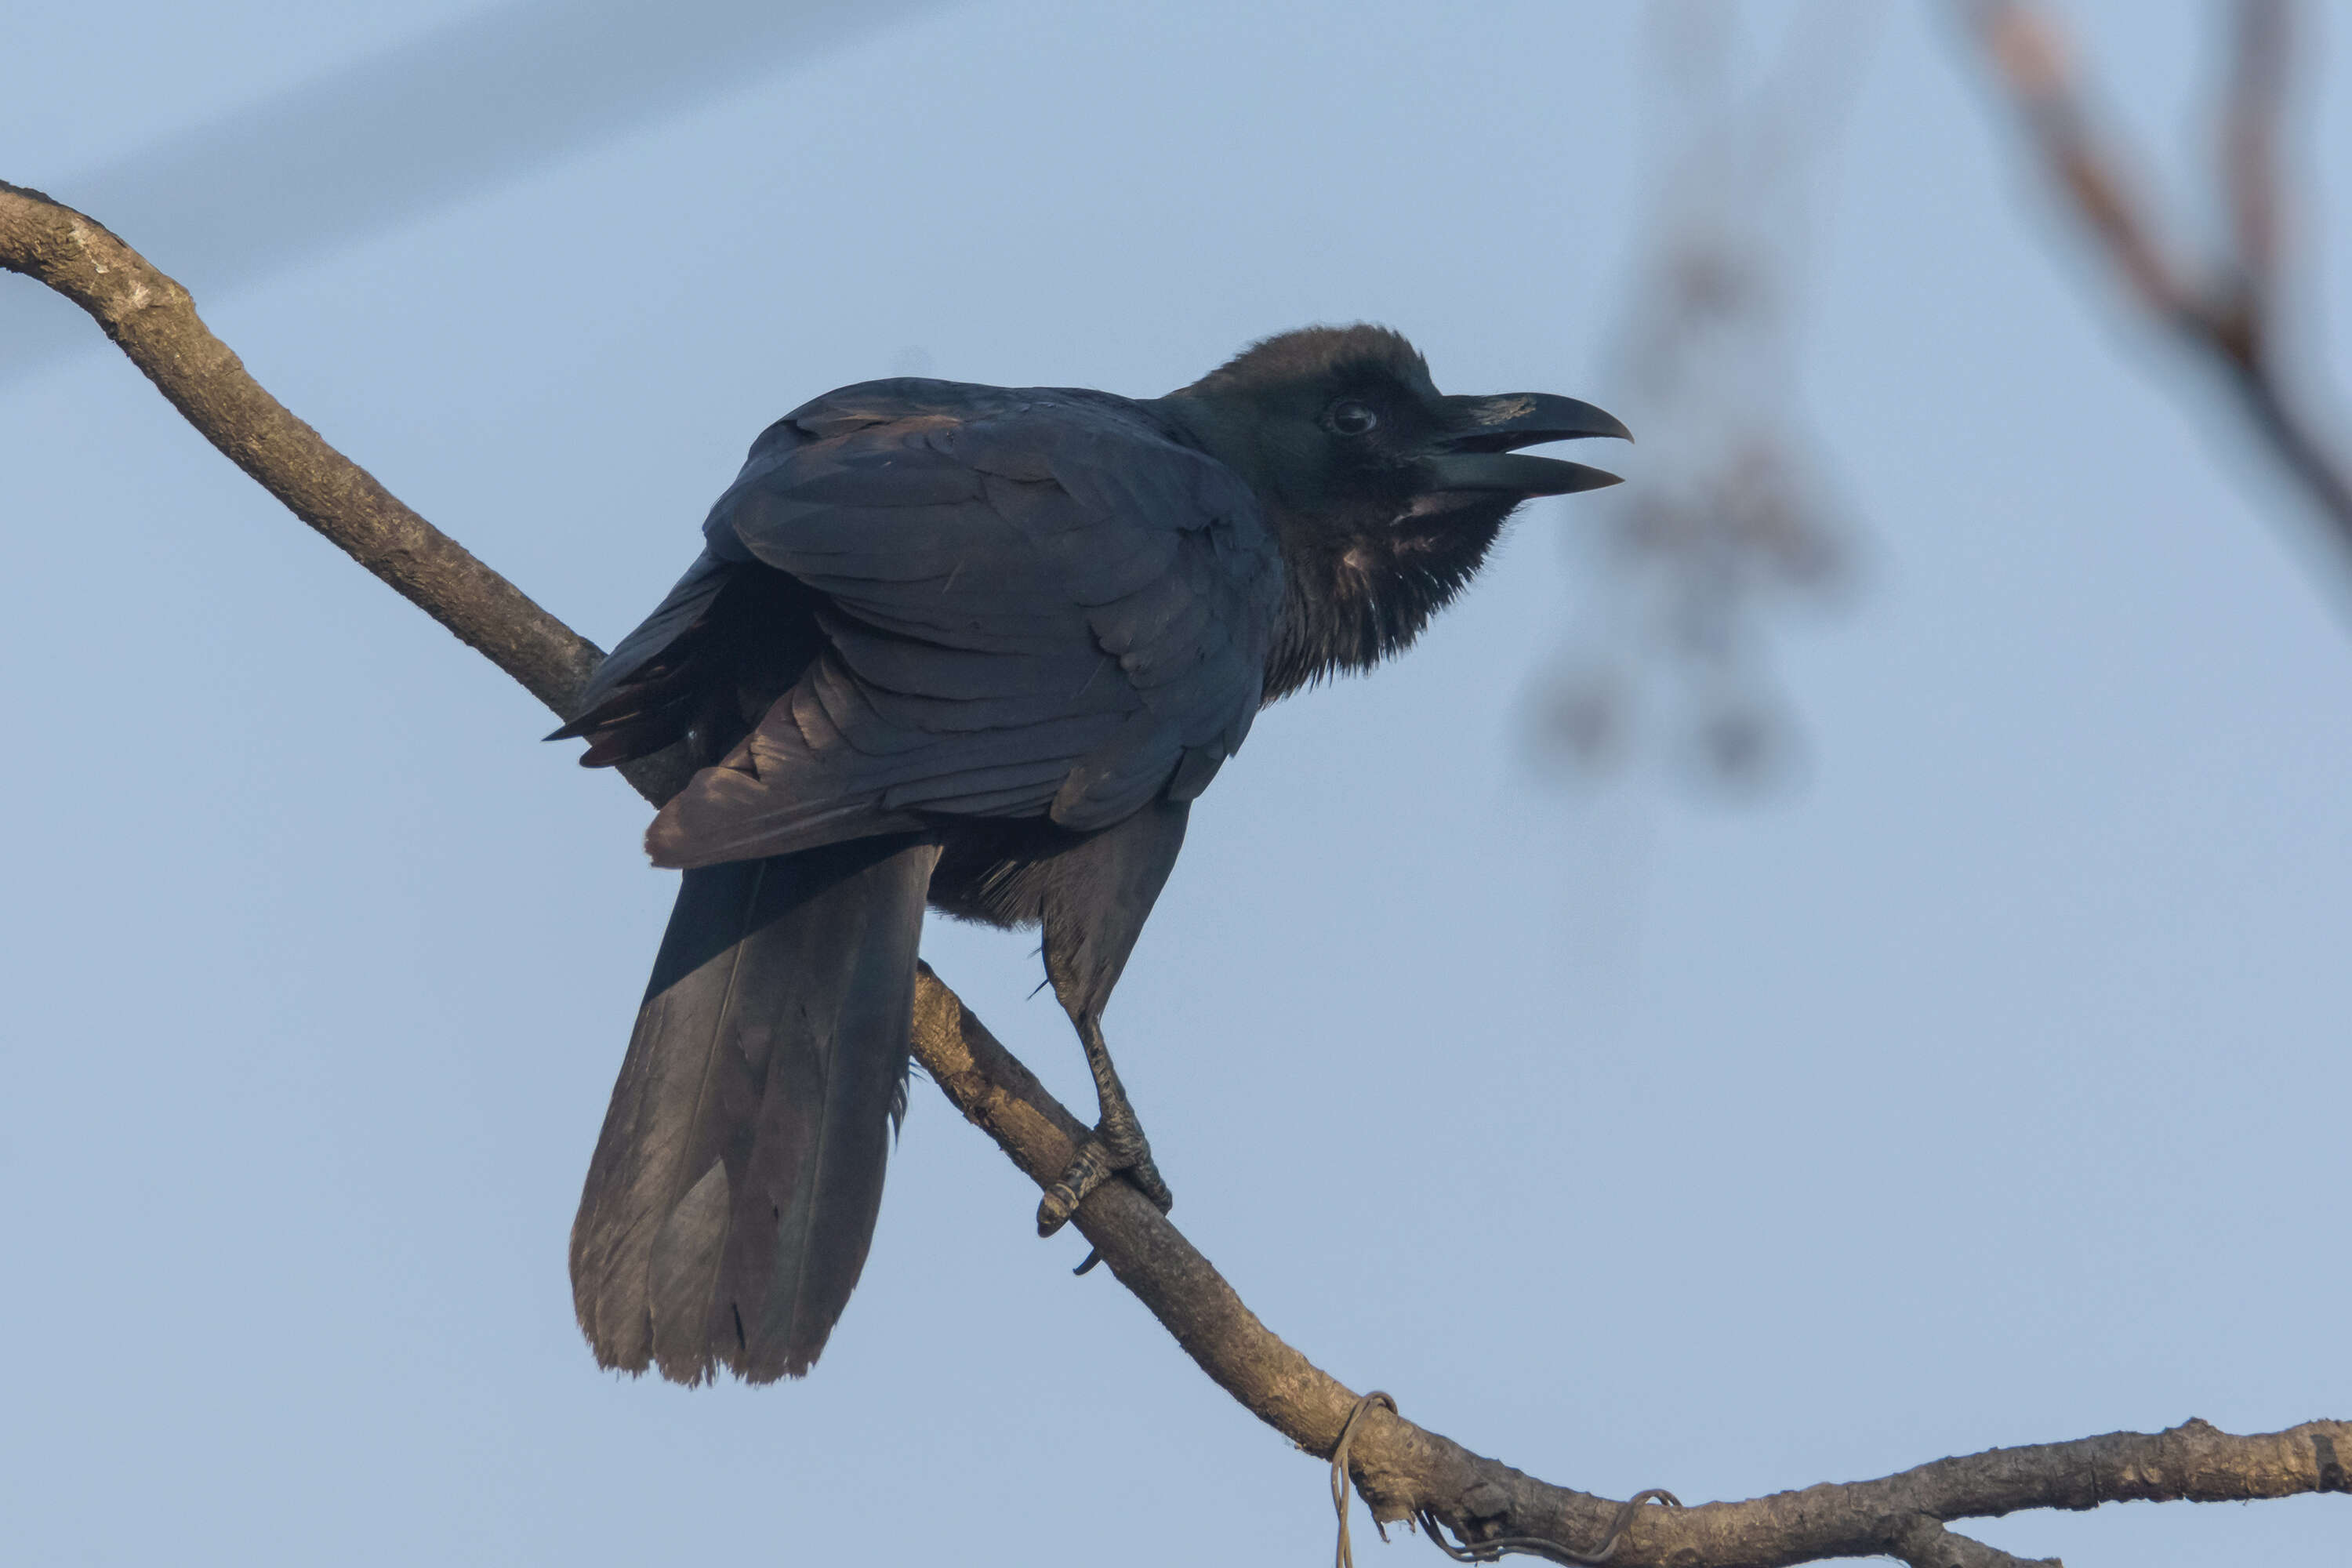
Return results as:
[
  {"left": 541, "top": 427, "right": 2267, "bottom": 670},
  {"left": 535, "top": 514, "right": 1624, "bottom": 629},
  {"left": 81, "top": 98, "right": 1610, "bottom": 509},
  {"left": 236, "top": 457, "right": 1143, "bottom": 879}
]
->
[{"left": 1329, "top": 401, "right": 1379, "bottom": 437}]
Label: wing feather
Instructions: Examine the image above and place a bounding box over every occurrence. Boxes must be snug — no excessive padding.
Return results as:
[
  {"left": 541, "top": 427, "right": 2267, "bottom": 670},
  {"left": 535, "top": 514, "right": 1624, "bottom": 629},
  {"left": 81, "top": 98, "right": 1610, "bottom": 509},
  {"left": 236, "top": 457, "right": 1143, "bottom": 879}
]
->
[{"left": 642, "top": 384, "right": 1281, "bottom": 867}]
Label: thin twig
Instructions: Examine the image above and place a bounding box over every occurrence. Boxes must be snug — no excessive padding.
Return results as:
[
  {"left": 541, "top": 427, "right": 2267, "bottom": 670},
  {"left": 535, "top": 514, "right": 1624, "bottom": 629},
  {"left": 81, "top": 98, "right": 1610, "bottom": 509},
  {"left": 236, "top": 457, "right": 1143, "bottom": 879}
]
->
[
  {"left": 5, "top": 178, "right": 2345, "bottom": 1567},
  {"left": 2221, "top": 0, "right": 2287, "bottom": 300},
  {"left": 1334, "top": 1391, "right": 1399, "bottom": 1568}
]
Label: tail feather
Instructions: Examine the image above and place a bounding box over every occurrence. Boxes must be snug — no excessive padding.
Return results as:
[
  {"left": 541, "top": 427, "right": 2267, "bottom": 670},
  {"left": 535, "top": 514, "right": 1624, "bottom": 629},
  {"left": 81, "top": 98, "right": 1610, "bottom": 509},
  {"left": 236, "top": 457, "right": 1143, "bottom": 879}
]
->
[{"left": 571, "top": 834, "right": 937, "bottom": 1383}]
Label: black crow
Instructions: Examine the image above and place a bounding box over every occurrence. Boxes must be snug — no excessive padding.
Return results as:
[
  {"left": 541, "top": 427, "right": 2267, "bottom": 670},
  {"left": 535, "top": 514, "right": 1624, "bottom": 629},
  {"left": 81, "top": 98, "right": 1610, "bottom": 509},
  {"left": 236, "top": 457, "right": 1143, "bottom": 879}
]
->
[{"left": 555, "top": 325, "right": 1627, "bottom": 1382}]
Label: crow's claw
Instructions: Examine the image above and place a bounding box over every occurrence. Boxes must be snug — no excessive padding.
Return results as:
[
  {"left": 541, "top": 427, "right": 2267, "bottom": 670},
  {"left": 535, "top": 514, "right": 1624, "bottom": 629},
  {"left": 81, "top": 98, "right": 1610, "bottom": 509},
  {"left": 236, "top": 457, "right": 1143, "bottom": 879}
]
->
[{"left": 1036, "top": 1118, "right": 1172, "bottom": 1240}]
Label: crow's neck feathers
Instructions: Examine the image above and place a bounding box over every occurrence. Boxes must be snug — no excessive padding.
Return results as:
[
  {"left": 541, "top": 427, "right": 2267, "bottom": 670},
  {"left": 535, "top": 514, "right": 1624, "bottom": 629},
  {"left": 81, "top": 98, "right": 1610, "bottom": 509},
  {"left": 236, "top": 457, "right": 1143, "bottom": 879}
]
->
[
  {"left": 1149, "top": 324, "right": 1523, "bottom": 700},
  {"left": 1258, "top": 495, "right": 1513, "bottom": 699}
]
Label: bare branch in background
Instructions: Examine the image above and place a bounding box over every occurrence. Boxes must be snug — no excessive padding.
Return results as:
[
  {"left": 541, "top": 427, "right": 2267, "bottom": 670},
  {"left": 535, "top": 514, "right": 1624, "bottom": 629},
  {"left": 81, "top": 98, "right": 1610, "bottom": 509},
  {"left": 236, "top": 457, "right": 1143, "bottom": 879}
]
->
[
  {"left": 9, "top": 174, "right": 2346, "bottom": 1568},
  {"left": 1960, "top": 0, "right": 2352, "bottom": 584},
  {"left": 1532, "top": 2, "right": 1870, "bottom": 795}
]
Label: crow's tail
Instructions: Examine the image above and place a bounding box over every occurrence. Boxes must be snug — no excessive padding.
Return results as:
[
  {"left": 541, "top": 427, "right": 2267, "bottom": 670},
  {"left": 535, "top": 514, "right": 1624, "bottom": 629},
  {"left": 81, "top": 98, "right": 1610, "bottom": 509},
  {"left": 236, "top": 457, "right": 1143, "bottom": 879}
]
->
[{"left": 569, "top": 835, "right": 936, "bottom": 1383}]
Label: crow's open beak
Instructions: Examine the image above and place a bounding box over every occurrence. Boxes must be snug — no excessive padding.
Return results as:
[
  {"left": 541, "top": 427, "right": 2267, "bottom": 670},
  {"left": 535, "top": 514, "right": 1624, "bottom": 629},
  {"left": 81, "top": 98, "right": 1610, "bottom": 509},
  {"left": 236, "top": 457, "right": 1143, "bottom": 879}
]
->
[{"left": 1417, "top": 392, "right": 1632, "bottom": 497}]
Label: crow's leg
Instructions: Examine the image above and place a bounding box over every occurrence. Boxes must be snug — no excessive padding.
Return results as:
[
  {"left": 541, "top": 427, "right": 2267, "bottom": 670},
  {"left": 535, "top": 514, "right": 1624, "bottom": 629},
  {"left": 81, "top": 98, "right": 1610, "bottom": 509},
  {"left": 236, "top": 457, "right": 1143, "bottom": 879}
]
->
[
  {"left": 1022, "top": 798, "right": 1189, "bottom": 1243},
  {"left": 1036, "top": 1011, "right": 1172, "bottom": 1237}
]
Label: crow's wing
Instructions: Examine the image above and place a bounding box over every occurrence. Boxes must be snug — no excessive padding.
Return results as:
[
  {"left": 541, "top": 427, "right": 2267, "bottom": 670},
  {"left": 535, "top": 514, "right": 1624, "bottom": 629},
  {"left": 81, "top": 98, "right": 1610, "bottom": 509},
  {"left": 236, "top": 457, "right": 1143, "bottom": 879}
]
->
[
  {"left": 548, "top": 417, "right": 824, "bottom": 766},
  {"left": 546, "top": 551, "right": 748, "bottom": 766},
  {"left": 644, "top": 384, "right": 1281, "bottom": 869}
]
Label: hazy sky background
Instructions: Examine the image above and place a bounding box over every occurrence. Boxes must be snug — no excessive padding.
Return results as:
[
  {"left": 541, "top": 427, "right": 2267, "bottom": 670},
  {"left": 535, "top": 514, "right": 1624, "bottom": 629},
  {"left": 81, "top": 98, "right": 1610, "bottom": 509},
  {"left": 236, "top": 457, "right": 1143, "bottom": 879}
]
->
[{"left": 4, "top": 3, "right": 2348, "bottom": 1565}]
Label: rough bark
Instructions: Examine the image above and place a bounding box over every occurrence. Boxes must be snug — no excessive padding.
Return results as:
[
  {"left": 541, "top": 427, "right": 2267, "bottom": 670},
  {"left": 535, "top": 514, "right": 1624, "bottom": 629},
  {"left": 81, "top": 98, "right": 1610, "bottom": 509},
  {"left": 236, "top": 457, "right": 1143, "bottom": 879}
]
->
[{"left": 5, "top": 178, "right": 2342, "bottom": 1567}]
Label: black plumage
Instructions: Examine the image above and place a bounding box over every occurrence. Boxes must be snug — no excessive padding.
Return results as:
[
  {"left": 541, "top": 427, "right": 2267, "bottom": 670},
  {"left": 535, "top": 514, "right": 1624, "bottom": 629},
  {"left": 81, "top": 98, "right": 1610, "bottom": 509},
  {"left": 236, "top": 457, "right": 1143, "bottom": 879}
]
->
[{"left": 557, "top": 325, "right": 1627, "bottom": 1382}]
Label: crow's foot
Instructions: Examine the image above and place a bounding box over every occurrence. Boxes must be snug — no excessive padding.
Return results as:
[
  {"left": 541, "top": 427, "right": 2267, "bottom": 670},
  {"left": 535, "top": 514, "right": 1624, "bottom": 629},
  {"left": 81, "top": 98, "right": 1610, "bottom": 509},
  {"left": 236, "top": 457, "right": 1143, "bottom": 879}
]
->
[{"left": 1036, "top": 1111, "right": 1171, "bottom": 1238}]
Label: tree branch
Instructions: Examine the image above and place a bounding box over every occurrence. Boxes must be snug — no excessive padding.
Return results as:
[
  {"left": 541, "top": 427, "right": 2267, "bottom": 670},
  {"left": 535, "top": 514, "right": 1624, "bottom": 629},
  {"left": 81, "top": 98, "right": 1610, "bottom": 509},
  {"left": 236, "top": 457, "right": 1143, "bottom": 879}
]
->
[
  {"left": 1889, "top": 1516, "right": 2056, "bottom": 1568},
  {"left": 7, "top": 178, "right": 2343, "bottom": 1567},
  {"left": 1957, "top": 0, "right": 2352, "bottom": 578},
  {"left": 0, "top": 178, "right": 702, "bottom": 810}
]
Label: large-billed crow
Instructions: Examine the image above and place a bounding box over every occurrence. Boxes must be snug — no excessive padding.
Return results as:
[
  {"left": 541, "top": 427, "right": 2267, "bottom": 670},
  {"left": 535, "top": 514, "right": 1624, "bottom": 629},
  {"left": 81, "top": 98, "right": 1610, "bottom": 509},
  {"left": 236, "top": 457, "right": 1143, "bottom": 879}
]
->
[{"left": 555, "top": 325, "right": 1627, "bottom": 1383}]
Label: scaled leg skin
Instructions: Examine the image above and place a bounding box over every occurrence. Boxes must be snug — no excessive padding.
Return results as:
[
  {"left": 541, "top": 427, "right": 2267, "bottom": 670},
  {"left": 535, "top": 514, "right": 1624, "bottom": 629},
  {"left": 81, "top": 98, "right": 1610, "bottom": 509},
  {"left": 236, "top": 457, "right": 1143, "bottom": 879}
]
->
[
  {"left": 1027, "top": 798, "right": 1191, "bottom": 1242},
  {"left": 1036, "top": 1011, "right": 1173, "bottom": 1237}
]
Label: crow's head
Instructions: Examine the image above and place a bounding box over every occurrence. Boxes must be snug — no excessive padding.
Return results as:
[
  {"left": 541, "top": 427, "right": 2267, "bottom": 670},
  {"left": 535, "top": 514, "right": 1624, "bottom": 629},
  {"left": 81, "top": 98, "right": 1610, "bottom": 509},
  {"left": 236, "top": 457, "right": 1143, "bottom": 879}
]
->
[{"left": 1155, "top": 325, "right": 1628, "bottom": 695}]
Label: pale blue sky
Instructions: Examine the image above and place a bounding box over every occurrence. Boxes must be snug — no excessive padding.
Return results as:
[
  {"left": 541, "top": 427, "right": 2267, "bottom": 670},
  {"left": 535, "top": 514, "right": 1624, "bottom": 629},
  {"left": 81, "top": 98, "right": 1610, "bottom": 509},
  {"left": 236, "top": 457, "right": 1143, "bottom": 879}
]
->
[{"left": 3, "top": 4, "right": 2347, "bottom": 1565}]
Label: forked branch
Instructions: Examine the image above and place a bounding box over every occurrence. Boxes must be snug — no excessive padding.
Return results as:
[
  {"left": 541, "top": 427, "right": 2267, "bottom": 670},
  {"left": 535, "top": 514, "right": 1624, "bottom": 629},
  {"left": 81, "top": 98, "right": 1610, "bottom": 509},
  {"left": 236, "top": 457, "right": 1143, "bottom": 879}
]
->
[
  {"left": 5, "top": 179, "right": 2342, "bottom": 1567},
  {"left": 1958, "top": 0, "right": 2352, "bottom": 575}
]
